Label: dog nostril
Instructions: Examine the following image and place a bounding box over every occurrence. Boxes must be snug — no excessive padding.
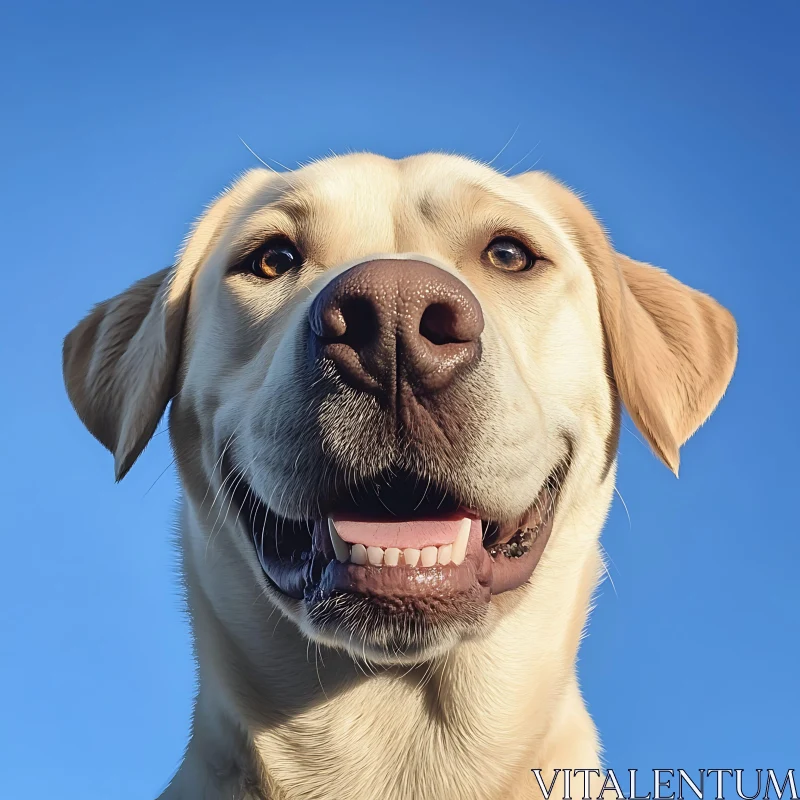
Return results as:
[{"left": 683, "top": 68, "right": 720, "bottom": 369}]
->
[
  {"left": 331, "top": 296, "right": 380, "bottom": 351},
  {"left": 419, "top": 303, "right": 464, "bottom": 346}
]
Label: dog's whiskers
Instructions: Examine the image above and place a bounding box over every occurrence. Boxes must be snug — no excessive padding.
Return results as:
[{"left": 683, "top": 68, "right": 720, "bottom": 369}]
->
[
  {"left": 143, "top": 456, "right": 177, "bottom": 498},
  {"left": 237, "top": 137, "right": 292, "bottom": 185},
  {"left": 503, "top": 141, "right": 541, "bottom": 175},
  {"left": 486, "top": 122, "right": 521, "bottom": 166}
]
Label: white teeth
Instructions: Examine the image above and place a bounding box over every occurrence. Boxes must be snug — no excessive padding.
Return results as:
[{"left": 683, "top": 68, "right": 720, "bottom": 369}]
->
[
  {"left": 326, "top": 518, "right": 471, "bottom": 568},
  {"left": 420, "top": 546, "right": 438, "bottom": 567},
  {"left": 451, "top": 519, "right": 470, "bottom": 566},
  {"left": 328, "top": 518, "right": 351, "bottom": 563},
  {"left": 350, "top": 543, "right": 368, "bottom": 565}
]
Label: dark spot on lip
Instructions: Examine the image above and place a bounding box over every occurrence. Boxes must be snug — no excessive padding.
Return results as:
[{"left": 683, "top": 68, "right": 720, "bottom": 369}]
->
[{"left": 487, "top": 527, "right": 539, "bottom": 559}]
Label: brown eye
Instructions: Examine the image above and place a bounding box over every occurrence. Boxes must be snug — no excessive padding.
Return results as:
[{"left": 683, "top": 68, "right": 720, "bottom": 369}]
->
[
  {"left": 483, "top": 237, "right": 535, "bottom": 273},
  {"left": 246, "top": 238, "right": 304, "bottom": 278}
]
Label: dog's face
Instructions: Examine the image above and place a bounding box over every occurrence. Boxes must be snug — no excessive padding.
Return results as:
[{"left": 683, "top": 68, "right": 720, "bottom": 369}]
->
[{"left": 63, "top": 153, "right": 736, "bottom": 664}]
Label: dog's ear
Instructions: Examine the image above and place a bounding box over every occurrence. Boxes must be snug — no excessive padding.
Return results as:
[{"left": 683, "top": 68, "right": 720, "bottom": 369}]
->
[
  {"left": 63, "top": 266, "right": 189, "bottom": 481},
  {"left": 606, "top": 252, "right": 738, "bottom": 473},
  {"left": 515, "top": 172, "right": 738, "bottom": 475},
  {"left": 62, "top": 183, "right": 240, "bottom": 480}
]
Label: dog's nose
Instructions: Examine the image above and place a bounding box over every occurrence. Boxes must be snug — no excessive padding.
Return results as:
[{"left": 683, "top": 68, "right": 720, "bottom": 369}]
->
[{"left": 309, "top": 259, "right": 484, "bottom": 397}]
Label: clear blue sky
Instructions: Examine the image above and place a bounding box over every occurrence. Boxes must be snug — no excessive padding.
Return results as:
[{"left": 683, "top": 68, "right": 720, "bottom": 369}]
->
[{"left": 1, "top": 1, "right": 797, "bottom": 794}]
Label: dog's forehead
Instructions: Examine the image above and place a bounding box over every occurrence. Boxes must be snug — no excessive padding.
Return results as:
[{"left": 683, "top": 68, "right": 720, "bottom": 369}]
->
[
  {"left": 231, "top": 152, "right": 551, "bottom": 224},
  {"left": 179, "top": 152, "right": 584, "bottom": 311},
  {"left": 204, "top": 154, "right": 572, "bottom": 277},
  {"left": 294, "top": 151, "right": 494, "bottom": 197}
]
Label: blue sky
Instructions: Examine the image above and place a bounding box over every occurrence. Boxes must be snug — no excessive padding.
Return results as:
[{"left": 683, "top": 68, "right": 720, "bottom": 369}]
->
[{"left": 1, "top": 1, "right": 798, "bottom": 794}]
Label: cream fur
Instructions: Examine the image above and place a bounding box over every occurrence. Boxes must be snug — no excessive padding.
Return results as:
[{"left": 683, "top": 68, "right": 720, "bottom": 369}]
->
[{"left": 62, "top": 153, "right": 737, "bottom": 800}]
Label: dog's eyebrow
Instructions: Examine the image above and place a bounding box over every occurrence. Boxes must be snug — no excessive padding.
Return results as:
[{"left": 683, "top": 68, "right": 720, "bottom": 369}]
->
[
  {"left": 420, "top": 180, "right": 547, "bottom": 224},
  {"left": 226, "top": 190, "right": 317, "bottom": 262},
  {"left": 418, "top": 181, "right": 562, "bottom": 259},
  {"left": 267, "top": 194, "right": 314, "bottom": 227},
  {"left": 417, "top": 182, "right": 492, "bottom": 224}
]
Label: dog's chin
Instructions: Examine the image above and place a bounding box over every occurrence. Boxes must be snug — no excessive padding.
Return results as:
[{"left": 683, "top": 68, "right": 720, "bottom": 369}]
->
[
  {"left": 225, "top": 458, "right": 569, "bottom": 664},
  {"left": 299, "top": 592, "right": 486, "bottom": 665}
]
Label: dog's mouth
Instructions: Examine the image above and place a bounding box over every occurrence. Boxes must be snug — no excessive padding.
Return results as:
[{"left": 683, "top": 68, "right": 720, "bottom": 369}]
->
[{"left": 225, "top": 456, "right": 569, "bottom": 658}]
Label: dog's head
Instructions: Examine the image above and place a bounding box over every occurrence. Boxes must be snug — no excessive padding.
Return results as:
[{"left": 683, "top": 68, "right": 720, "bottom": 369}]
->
[{"left": 63, "top": 154, "right": 736, "bottom": 664}]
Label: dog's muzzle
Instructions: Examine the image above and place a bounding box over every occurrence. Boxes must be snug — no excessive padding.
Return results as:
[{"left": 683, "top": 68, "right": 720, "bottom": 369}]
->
[{"left": 225, "top": 258, "right": 569, "bottom": 660}]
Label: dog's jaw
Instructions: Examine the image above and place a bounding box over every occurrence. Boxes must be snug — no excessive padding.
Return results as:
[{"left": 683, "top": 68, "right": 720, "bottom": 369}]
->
[
  {"left": 218, "top": 447, "right": 571, "bottom": 664},
  {"left": 162, "top": 470, "right": 611, "bottom": 800}
]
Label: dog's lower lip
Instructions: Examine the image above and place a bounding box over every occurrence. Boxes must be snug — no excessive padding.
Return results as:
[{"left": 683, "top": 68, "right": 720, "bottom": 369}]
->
[{"left": 224, "top": 458, "right": 568, "bottom": 603}]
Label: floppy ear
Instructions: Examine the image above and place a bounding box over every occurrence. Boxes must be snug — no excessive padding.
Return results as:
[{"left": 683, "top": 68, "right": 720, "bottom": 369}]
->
[
  {"left": 515, "top": 172, "right": 738, "bottom": 475},
  {"left": 606, "top": 252, "right": 737, "bottom": 473},
  {"left": 63, "top": 180, "right": 243, "bottom": 480},
  {"left": 63, "top": 267, "right": 189, "bottom": 481}
]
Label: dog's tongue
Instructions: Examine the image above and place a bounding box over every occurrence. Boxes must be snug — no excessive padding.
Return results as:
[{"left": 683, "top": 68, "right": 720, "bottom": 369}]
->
[{"left": 330, "top": 515, "right": 471, "bottom": 550}]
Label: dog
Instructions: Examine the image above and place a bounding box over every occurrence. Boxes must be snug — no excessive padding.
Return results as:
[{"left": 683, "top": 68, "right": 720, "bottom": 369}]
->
[{"left": 63, "top": 153, "right": 737, "bottom": 799}]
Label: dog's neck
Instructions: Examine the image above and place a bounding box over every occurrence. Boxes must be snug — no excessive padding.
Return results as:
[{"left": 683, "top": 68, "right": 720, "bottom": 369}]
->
[{"left": 159, "top": 486, "right": 611, "bottom": 800}]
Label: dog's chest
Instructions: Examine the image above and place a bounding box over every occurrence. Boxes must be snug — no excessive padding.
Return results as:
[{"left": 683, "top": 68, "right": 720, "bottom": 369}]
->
[{"left": 251, "top": 672, "right": 538, "bottom": 800}]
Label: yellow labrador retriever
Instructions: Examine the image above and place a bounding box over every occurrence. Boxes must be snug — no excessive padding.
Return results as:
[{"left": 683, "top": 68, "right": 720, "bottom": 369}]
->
[{"left": 63, "top": 153, "right": 736, "bottom": 800}]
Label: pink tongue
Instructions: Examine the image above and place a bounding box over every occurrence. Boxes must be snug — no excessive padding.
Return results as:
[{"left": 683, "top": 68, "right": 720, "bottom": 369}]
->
[{"left": 331, "top": 515, "right": 469, "bottom": 549}]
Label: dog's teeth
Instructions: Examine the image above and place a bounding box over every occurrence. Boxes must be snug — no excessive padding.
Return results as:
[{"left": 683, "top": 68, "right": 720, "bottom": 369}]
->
[
  {"left": 328, "top": 518, "right": 351, "bottom": 563},
  {"left": 420, "top": 546, "right": 438, "bottom": 567},
  {"left": 350, "top": 543, "right": 368, "bottom": 565},
  {"left": 330, "top": 521, "right": 473, "bottom": 568},
  {"left": 451, "top": 519, "right": 470, "bottom": 565}
]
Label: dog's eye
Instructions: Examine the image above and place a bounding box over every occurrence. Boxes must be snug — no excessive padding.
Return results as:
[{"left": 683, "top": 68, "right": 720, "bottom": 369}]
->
[
  {"left": 483, "top": 237, "right": 535, "bottom": 273},
  {"left": 244, "top": 238, "right": 304, "bottom": 279}
]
